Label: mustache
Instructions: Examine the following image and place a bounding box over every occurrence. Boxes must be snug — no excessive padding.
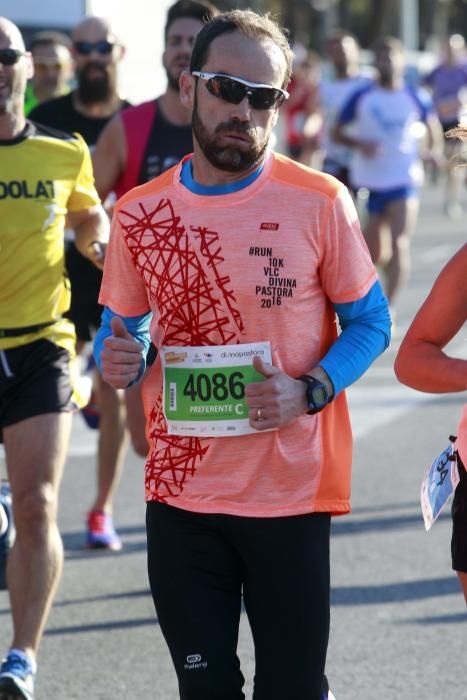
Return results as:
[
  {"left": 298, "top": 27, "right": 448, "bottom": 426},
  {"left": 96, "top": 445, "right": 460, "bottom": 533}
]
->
[
  {"left": 172, "top": 53, "right": 190, "bottom": 63},
  {"left": 82, "top": 61, "right": 108, "bottom": 76},
  {"left": 215, "top": 121, "right": 255, "bottom": 139}
]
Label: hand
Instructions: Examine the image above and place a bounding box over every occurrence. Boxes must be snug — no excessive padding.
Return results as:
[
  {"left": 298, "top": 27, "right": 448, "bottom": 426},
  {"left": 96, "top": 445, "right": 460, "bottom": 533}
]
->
[
  {"left": 100, "top": 317, "right": 144, "bottom": 389},
  {"left": 86, "top": 240, "right": 107, "bottom": 270},
  {"left": 244, "top": 356, "right": 308, "bottom": 431}
]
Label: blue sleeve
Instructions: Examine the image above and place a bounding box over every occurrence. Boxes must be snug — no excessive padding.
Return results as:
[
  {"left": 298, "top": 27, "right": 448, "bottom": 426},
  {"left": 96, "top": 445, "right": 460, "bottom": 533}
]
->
[
  {"left": 407, "top": 86, "right": 432, "bottom": 122},
  {"left": 338, "top": 83, "right": 374, "bottom": 124},
  {"left": 93, "top": 306, "right": 152, "bottom": 387},
  {"left": 318, "top": 280, "right": 391, "bottom": 397}
]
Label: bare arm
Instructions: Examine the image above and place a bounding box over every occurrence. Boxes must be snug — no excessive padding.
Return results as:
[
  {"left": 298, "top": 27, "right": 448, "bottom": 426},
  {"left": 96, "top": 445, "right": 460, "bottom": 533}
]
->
[
  {"left": 394, "top": 244, "right": 467, "bottom": 393},
  {"left": 424, "top": 112, "right": 445, "bottom": 165},
  {"left": 92, "top": 115, "right": 127, "bottom": 202},
  {"left": 67, "top": 205, "right": 110, "bottom": 270},
  {"left": 332, "top": 121, "right": 379, "bottom": 157}
]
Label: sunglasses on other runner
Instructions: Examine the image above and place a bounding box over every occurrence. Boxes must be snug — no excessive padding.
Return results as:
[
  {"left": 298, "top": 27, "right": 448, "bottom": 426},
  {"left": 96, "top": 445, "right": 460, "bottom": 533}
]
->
[
  {"left": 192, "top": 71, "right": 289, "bottom": 110},
  {"left": 73, "top": 40, "right": 114, "bottom": 56},
  {"left": 0, "top": 49, "right": 26, "bottom": 66}
]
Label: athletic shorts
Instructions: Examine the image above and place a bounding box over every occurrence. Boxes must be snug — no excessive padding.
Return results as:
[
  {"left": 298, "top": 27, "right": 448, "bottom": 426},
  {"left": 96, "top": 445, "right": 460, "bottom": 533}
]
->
[
  {"left": 442, "top": 120, "right": 459, "bottom": 136},
  {"left": 65, "top": 242, "right": 103, "bottom": 342},
  {"left": 367, "top": 186, "right": 417, "bottom": 215},
  {"left": 322, "top": 159, "right": 352, "bottom": 190},
  {"left": 147, "top": 501, "right": 331, "bottom": 700},
  {"left": 451, "top": 453, "right": 467, "bottom": 573},
  {"left": 0, "top": 339, "right": 76, "bottom": 435}
]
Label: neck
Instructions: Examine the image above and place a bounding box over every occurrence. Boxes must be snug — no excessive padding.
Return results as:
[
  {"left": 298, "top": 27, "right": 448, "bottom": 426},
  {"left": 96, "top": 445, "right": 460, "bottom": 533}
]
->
[
  {"left": 0, "top": 106, "right": 26, "bottom": 140},
  {"left": 335, "top": 67, "right": 351, "bottom": 80},
  {"left": 72, "top": 90, "right": 122, "bottom": 118},
  {"left": 158, "top": 87, "right": 192, "bottom": 126},
  {"left": 379, "top": 76, "right": 403, "bottom": 90},
  {"left": 190, "top": 146, "right": 266, "bottom": 187}
]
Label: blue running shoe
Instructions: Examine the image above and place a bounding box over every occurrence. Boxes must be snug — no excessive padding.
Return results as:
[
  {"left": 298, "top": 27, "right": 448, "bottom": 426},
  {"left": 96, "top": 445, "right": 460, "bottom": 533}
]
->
[
  {"left": 0, "top": 484, "right": 15, "bottom": 591},
  {"left": 0, "top": 652, "right": 35, "bottom": 700}
]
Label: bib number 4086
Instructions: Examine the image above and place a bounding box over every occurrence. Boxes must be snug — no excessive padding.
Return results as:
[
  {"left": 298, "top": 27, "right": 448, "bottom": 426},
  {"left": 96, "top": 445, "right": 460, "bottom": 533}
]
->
[{"left": 183, "top": 371, "right": 245, "bottom": 402}]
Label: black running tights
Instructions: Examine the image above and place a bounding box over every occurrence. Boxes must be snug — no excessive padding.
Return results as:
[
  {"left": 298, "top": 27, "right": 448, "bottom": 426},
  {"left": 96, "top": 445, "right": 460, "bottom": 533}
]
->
[{"left": 146, "top": 502, "right": 331, "bottom": 700}]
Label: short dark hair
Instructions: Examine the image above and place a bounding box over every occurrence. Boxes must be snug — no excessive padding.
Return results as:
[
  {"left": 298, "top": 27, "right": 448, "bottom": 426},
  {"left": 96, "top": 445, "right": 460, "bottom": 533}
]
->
[
  {"left": 165, "top": 0, "right": 218, "bottom": 40},
  {"left": 29, "top": 30, "right": 72, "bottom": 52},
  {"left": 326, "top": 28, "right": 359, "bottom": 47},
  {"left": 372, "top": 36, "right": 404, "bottom": 56},
  {"left": 190, "top": 9, "right": 293, "bottom": 89}
]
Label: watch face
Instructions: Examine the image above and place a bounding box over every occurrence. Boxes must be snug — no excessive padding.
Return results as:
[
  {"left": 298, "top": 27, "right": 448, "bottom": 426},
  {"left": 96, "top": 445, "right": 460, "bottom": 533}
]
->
[{"left": 311, "top": 386, "right": 327, "bottom": 406}]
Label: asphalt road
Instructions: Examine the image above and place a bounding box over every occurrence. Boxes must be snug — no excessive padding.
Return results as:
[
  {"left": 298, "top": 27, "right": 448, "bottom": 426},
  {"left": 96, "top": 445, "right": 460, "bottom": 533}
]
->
[{"left": 1, "top": 181, "right": 466, "bottom": 699}]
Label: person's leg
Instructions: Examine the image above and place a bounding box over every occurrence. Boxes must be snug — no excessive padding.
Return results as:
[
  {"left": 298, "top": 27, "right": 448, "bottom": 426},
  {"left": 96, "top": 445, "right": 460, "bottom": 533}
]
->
[
  {"left": 457, "top": 572, "right": 467, "bottom": 604},
  {"left": 444, "top": 136, "right": 464, "bottom": 219},
  {"left": 86, "top": 373, "right": 128, "bottom": 550},
  {"left": 124, "top": 343, "right": 156, "bottom": 458},
  {"left": 0, "top": 485, "right": 14, "bottom": 592},
  {"left": 146, "top": 502, "right": 246, "bottom": 700},
  {"left": 124, "top": 382, "right": 149, "bottom": 458},
  {"left": 384, "top": 196, "right": 419, "bottom": 306},
  {"left": 3, "top": 411, "right": 72, "bottom": 658},
  {"left": 363, "top": 211, "right": 386, "bottom": 265},
  {"left": 91, "top": 372, "right": 128, "bottom": 514},
  {"left": 229, "top": 513, "right": 331, "bottom": 700}
]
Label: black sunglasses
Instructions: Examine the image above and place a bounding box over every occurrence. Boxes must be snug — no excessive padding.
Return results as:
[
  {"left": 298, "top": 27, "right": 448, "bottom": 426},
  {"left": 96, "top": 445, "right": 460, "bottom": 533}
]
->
[
  {"left": 192, "top": 71, "right": 289, "bottom": 110},
  {"left": 73, "top": 40, "right": 114, "bottom": 56},
  {"left": 0, "top": 49, "right": 26, "bottom": 66}
]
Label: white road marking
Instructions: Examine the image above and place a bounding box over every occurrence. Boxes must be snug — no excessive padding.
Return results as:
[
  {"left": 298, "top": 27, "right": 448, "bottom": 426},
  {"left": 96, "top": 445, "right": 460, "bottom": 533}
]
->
[{"left": 347, "top": 384, "right": 428, "bottom": 438}]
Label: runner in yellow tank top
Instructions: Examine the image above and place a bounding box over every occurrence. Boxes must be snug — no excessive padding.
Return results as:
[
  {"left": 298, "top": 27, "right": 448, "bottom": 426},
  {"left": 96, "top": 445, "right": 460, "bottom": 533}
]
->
[{"left": 0, "top": 17, "right": 108, "bottom": 700}]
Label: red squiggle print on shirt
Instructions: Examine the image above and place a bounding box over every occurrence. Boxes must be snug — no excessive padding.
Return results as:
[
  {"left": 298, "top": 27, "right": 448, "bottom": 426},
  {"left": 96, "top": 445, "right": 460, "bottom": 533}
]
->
[{"left": 118, "top": 197, "right": 244, "bottom": 501}]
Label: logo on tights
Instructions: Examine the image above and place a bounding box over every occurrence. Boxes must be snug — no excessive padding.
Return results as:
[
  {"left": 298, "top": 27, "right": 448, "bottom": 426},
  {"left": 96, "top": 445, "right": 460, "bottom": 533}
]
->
[{"left": 184, "top": 654, "right": 208, "bottom": 670}]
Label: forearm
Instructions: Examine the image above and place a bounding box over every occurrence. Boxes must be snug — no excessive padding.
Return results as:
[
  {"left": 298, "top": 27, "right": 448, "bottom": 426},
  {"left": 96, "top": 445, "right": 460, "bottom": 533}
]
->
[
  {"left": 319, "top": 282, "right": 391, "bottom": 396},
  {"left": 73, "top": 207, "right": 109, "bottom": 261},
  {"left": 94, "top": 307, "right": 151, "bottom": 386},
  {"left": 333, "top": 124, "right": 364, "bottom": 150},
  {"left": 395, "top": 343, "right": 467, "bottom": 393}
]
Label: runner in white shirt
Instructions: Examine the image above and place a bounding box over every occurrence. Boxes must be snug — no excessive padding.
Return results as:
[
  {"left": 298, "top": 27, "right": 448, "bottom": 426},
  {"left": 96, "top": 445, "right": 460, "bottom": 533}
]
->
[
  {"left": 334, "top": 36, "right": 443, "bottom": 311},
  {"left": 320, "top": 30, "right": 372, "bottom": 189}
]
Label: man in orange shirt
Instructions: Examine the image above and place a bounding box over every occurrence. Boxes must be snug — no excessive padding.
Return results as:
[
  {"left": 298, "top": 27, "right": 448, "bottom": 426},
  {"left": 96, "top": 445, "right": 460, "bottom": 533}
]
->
[{"left": 94, "top": 10, "right": 390, "bottom": 699}]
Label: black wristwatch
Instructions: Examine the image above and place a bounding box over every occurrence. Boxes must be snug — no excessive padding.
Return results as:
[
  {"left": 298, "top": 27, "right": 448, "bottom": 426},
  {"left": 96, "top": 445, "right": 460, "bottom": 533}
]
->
[{"left": 296, "top": 375, "right": 330, "bottom": 415}]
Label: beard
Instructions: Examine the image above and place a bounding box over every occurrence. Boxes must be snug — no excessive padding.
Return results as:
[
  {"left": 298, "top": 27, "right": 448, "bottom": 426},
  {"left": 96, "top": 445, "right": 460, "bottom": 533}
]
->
[
  {"left": 192, "top": 94, "right": 268, "bottom": 173},
  {"left": 166, "top": 66, "right": 181, "bottom": 92},
  {"left": 77, "top": 62, "right": 115, "bottom": 104}
]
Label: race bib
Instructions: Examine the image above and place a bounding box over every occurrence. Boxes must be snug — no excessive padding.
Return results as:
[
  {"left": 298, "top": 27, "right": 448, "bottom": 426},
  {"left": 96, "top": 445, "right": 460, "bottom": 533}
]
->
[
  {"left": 420, "top": 443, "right": 459, "bottom": 531},
  {"left": 161, "top": 342, "right": 273, "bottom": 437}
]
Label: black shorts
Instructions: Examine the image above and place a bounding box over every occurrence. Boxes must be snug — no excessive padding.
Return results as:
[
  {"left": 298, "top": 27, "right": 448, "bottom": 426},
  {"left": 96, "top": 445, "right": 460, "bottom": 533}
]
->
[
  {"left": 451, "top": 453, "right": 467, "bottom": 573},
  {"left": 322, "top": 159, "right": 352, "bottom": 189},
  {"left": 65, "top": 242, "right": 103, "bottom": 342},
  {"left": 442, "top": 121, "right": 459, "bottom": 136},
  {"left": 0, "top": 339, "right": 76, "bottom": 434},
  {"left": 147, "top": 502, "right": 331, "bottom": 700}
]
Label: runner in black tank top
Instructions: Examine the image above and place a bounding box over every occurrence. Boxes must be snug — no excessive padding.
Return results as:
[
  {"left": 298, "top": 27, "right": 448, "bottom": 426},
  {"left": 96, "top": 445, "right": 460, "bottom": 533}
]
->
[{"left": 137, "top": 101, "right": 193, "bottom": 184}]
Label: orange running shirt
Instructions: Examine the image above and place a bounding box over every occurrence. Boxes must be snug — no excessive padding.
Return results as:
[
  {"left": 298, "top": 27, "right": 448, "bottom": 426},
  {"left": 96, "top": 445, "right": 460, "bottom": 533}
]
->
[{"left": 100, "top": 152, "right": 378, "bottom": 517}]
